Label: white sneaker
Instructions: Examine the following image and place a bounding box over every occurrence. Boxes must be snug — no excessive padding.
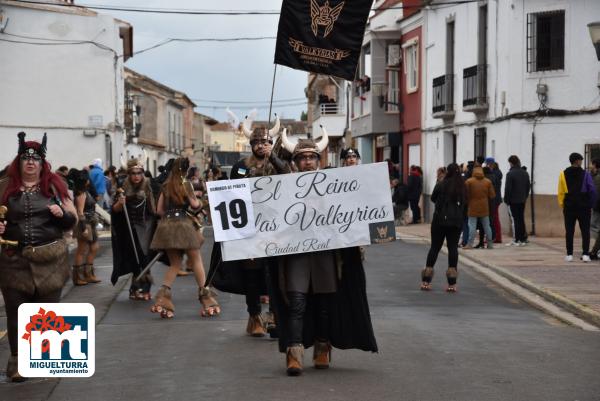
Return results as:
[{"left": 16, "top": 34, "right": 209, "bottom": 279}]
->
[
  {"left": 506, "top": 241, "right": 518, "bottom": 247},
  {"left": 581, "top": 255, "right": 591, "bottom": 263},
  {"left": 518, "top": 241, "right": 527, "bottom": 247},
  {"left": 565, "top": 255, "right": 573, "bottom": 262}
]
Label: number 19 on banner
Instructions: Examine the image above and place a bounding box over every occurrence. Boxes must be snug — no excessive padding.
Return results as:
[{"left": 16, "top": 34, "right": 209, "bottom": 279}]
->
[{"left": 206, "top": 179, "right": 257, "bottom": 242}]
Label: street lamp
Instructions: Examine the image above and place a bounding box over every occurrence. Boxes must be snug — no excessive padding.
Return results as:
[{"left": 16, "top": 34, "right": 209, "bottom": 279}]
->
[{"left": 588, "top": 22, "right": 600, "bottom": 61}]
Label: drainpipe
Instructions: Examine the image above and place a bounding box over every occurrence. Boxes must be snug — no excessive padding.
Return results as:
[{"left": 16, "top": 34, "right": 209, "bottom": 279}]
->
[{"left": 530, "top": 121, "right": 536, "bottom": 236}]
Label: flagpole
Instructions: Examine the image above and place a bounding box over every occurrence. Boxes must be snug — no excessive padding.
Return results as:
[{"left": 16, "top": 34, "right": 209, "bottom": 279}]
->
[{"left": 267, "top": 64, "right": 278, "bottom": 125}]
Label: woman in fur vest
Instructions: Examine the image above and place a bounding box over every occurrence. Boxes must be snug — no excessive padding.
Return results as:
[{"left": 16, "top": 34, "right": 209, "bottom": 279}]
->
[
  {"left": 149, "top": 157, "right": 219, "bottom": 318},
  {"left": 0, "top": 132, "right": 77, "bottom": 382}
]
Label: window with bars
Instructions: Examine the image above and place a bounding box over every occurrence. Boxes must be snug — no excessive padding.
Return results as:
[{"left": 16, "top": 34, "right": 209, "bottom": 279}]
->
[
  {"left": 474, "top": 127, "right": 487, "bottom": 161},
  {"left": 386, "top": 69, "right": 400, "bottom": 112},
  {"left": 527, "top": 10, "right": 565, "bottom": 72},
  {"left": 585, "top": 144, "right": 600, "bottom": 170}
]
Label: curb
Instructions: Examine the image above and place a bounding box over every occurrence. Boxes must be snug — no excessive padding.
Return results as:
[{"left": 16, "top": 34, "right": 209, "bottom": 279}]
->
[{"left": 397, "top": 232, "right": 600, "bottom": 330}]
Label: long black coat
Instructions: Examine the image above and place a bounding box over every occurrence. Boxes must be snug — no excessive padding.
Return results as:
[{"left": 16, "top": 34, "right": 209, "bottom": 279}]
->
[{"left": 270, "top": 247, "right": 378, "bottom": 353}]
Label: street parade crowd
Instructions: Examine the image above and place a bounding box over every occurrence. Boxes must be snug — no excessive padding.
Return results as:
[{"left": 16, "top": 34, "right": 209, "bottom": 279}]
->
[{"left": 0, "top": 124, "right": 599, "bottom": 382}]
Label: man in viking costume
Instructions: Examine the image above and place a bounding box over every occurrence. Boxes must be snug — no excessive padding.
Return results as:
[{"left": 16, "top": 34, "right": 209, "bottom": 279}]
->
[
  {"left": 209, "top": 114, "right": 290, "bottom": 337},
  {"left": 110, "top": 156, "right": 157, "bottom": 300},
  {"left": 272, "top": 127, "right": 378, "bottom": 376},
  {"left": 0, "top": 132, "right": 77, "bottom": 382}
]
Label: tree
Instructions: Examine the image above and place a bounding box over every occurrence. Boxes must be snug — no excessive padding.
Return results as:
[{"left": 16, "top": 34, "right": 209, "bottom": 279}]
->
[{"left": 300, "top": 110, "right": 308, "bottom": 121}]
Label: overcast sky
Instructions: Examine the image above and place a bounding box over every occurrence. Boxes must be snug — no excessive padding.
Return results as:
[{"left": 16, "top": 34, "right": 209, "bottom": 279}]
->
[{"left": 84, "top": 0, "right": 308, "bottom": 123}]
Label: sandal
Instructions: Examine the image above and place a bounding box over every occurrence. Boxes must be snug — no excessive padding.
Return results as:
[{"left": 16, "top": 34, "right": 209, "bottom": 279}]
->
[
  {"left": 150, "top": 285, "right": 175, "bottom": 318},
  {"left": 129, "top": 288, "right": 148, "bottom": 301},
  {"left": 199, "top": 286, "right": 221, "bottom": 317},
  {"left": 420, "top": 267, "right": 434, "bottom": 291}
]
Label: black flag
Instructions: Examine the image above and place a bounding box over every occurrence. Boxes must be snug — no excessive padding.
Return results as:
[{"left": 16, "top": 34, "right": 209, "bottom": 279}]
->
[{"left": 274, "top": 0, "right": 372, "bottom": 81}]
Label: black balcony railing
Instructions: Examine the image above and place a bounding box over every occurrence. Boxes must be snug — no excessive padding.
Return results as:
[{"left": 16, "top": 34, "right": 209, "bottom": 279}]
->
[
  {"left": 432, "top": 74, "right": 454, "bottom": 114},
  {"left": 463, "top": 64, "right": 487, "bottom": 108}
]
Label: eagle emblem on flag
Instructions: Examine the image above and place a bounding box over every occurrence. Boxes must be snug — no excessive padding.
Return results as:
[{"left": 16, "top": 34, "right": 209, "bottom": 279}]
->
[{"left": 310, "top": 0, "right": 345, "bottom": 38}]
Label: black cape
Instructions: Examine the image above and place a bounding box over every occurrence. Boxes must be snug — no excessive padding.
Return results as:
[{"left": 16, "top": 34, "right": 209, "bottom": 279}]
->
[
  {"left": 110, "top": 210, "right": 165, "bottom": 285},
  {"left": 270, "top": 247, "right": 378, "bottom": 353},
  {"left": 207, "top": 243, "right": 268, "bottom": 296}
]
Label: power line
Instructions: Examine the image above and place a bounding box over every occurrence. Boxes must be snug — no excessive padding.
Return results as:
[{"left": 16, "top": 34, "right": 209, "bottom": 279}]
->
[
  {"left": 190, "top": 97, "right": 307, "bottom": 104},
  {"left": 195, "top": 102, "right": 307, "bottom": 110},
  {"left": 12, "top": 0, "right": 485, "bottom": 15}
]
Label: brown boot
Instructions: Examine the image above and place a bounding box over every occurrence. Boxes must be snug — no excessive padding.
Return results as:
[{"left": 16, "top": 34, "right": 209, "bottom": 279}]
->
[
  {"left": 446, "top": 267, "right": 458, "bottom": 292},
  {"left": 246, "top": 314, "right": 266, "bottom": 337},
  {"left": 71, "top": 265, "right": 88, "bottom": 286},
  {"left": 7, "top": 355, "right": 26, "bottom": 382},
  {"left": 83, "top": 264, "right": 101, "bottom": 283},
  {"left": 286, "top": 345, "right": 304, "bottom": 376},
  {"left": 313, "top": 341, "right": 332, "bottom": 369}
]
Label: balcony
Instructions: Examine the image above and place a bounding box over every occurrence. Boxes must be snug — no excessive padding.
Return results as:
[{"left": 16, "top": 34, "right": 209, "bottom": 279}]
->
[
  {"left": 312, "top": 102, "right": 346, "bottom": 138},
  {"left": 462, "top": 64, "right": 488, "bottom": 112},
  {"left": 432, "top": 74, "right": 455, "bottom": 119}
]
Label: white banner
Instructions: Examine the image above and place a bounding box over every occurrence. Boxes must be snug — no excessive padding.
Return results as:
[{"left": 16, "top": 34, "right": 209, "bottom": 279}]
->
[
  {"left": 206, "top": 178, "right": 256, "bottom": 242},
  {"left": 218, "top": 163, "right": 395, "bottom": 261}
]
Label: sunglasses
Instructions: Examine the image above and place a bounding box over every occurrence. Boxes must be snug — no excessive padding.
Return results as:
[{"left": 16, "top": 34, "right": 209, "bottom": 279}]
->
[
  {"left": 297, "top": 154, "right": 318, "bottom": 161},
  {"left": 129, "top": 171, "right": 144, "bottom": 176},
  {"left": 20, "top": 153, "right": 42, "bottom": 162}
]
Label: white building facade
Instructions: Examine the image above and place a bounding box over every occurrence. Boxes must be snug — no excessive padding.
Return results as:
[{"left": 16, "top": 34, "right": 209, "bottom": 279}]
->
[
  {"left": 0, "top": 1, "right": 132, "bottom": 170},
  {"left": 422, "top": 0, "right": 600, "bottom": 236}
]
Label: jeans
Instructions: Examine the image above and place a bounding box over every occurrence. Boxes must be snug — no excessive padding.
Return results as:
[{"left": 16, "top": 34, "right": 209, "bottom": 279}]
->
[
  {"left": 509, "top": 203, "right": 527, "bottom": 243},
  {"left": 426, "top": 223, "right": 462, "bottom": 268},
  {"left": 286, "top": 292, "right": 334, "bottom": 346},
  {"left": 467, "top": 216, "right": 493, "bottom": 246},
  {"left": 564, "top": 208, "right": 591, "bottom": 256}
]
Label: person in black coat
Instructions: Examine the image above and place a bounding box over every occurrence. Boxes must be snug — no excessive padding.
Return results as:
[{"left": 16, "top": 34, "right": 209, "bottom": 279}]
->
[
  {"left": 421, "top": 163, "right": 466, "bottom": 292},
  {"left": 504, "top": 155, "right": 530, "bottom": 245},
  {"left": 407, "top": 165, "right": 423, "bottom": 224}
]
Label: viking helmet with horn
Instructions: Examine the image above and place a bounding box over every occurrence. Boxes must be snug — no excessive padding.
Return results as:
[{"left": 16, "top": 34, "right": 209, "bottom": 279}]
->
[
  {"left": 282, "top": 125, "right": 329, "bottom": 160},
  {"left": 17, "top": 131, "right": 48, "bottom": 160},
  {"left": 243, "top": 114, "right": 281, "bottom": 145}
]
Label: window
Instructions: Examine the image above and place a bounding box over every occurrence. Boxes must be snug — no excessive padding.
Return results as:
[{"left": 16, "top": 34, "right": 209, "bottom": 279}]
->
[
  {"left": 585, "top": 144, "right": 600, "bottom": 170},
  {"left": 446, "top": 20, "right": 455, "bottom": 75},
  {"left": 474, "top": 128, "right": 487, "bottom": 161},
  {"left": 386, "top": 69, "right": 400, "bottom": 112},
  {"left": 527, "top": 10, "right": 565, "bottom": 72},
  {"left": 403, "top": 41, "right": 418, "bottom": 93}
]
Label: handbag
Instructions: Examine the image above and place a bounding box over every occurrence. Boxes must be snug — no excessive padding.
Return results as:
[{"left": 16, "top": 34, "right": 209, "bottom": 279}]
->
[{"left": 21, "top": 239, "right": 68, "bottom": 264}]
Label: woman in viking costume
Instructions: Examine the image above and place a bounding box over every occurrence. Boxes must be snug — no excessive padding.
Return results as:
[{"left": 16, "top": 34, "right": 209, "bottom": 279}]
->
[
  {"left": 150, "top": 157, "right": 218, "bottom": 318},
  {"left": 208, "top": 115, "right": 289, "bottom": 337},
  {"left": 0, "top": 132, "right": 77, "bottom": 382},
  {"left": 110, "top": 157, "right": 157, "bottom": 300},
  {"left": 71, "top": 169, "right": 102, "bottom": 285},
  {"left": 270, "top": 127, "right": 378, "bottom": 376}
]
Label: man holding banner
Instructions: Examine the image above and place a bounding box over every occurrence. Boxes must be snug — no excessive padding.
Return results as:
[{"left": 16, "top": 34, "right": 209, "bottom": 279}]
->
[
  {"left": 208, "top": 118, "right": 290, "bottom": 337},
  {"left": 271, "top": 129, "right": 378, "bottom": 376}
]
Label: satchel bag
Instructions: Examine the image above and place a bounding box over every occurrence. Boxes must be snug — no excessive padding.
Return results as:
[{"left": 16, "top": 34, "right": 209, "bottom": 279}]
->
[{"left": 21, "top": 239, "right": 68, "bottom": 264}]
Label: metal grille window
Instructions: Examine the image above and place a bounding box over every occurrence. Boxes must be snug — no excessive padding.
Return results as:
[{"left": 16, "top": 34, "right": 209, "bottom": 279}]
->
[
  {"left": 585, "top": 144, "right": 600, "bottom": 170},
  {"left": 474, "top": 128, "right": 487, "bottom": 160},
  {"left": 527, "top": 10, "right": 565, "bottom": 72},
  {"left": 386, "top": 69, "right": 400, "bottom": 112}
]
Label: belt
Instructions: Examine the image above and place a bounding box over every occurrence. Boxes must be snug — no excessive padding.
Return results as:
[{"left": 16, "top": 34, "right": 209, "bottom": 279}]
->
[{"left": 165, "top": 209, "right": 186, "bottom": 219}]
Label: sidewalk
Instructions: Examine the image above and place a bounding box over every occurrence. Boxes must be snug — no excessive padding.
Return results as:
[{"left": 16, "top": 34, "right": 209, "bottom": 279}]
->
[{"left": 396, "top": 224, "right": 600, "bottom": 328}]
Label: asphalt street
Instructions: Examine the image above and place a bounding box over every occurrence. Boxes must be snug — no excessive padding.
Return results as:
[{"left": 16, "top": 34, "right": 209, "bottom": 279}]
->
[{"left": 1, "top": 232, "right": 599, "bottom": 401}]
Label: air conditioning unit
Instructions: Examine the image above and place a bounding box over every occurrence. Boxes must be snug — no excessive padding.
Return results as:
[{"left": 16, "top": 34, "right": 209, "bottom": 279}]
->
[{"left": 387, "top": 44, "right": 401, "bottom": 66}]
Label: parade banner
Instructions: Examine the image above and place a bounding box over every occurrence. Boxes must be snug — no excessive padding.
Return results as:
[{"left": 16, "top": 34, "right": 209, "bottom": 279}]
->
[
  {"left": 274, "top": 0, "right": 372, "bottom": 80},
  {"left": 211, "top": 163, "right": 395, "bottom": 261}
]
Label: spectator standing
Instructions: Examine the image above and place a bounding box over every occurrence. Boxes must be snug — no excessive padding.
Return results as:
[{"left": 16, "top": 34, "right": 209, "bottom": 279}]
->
[
  {"left": 391, "top": 178, "right": 409, "bottom": 225},
  {"left": 590, "top": 159, "right": 600, "bottom": 259},
  {"left": 464, "top": 166, "right": 495, "bottom": 249},
  {"left": 487, "top": 159, "right": 503, "bottom": 243},
  {"left": 89, "top": 158, "right": 106, "bottom": 207},
  {"left": 504, "top": 155, "right": 530, "bottom": 246},
  {"left": 557, "top": 153, "right": 597, "bottom": 262},
  {"left": 407, "top": 165, "right": 423, "bottom": 224}
]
